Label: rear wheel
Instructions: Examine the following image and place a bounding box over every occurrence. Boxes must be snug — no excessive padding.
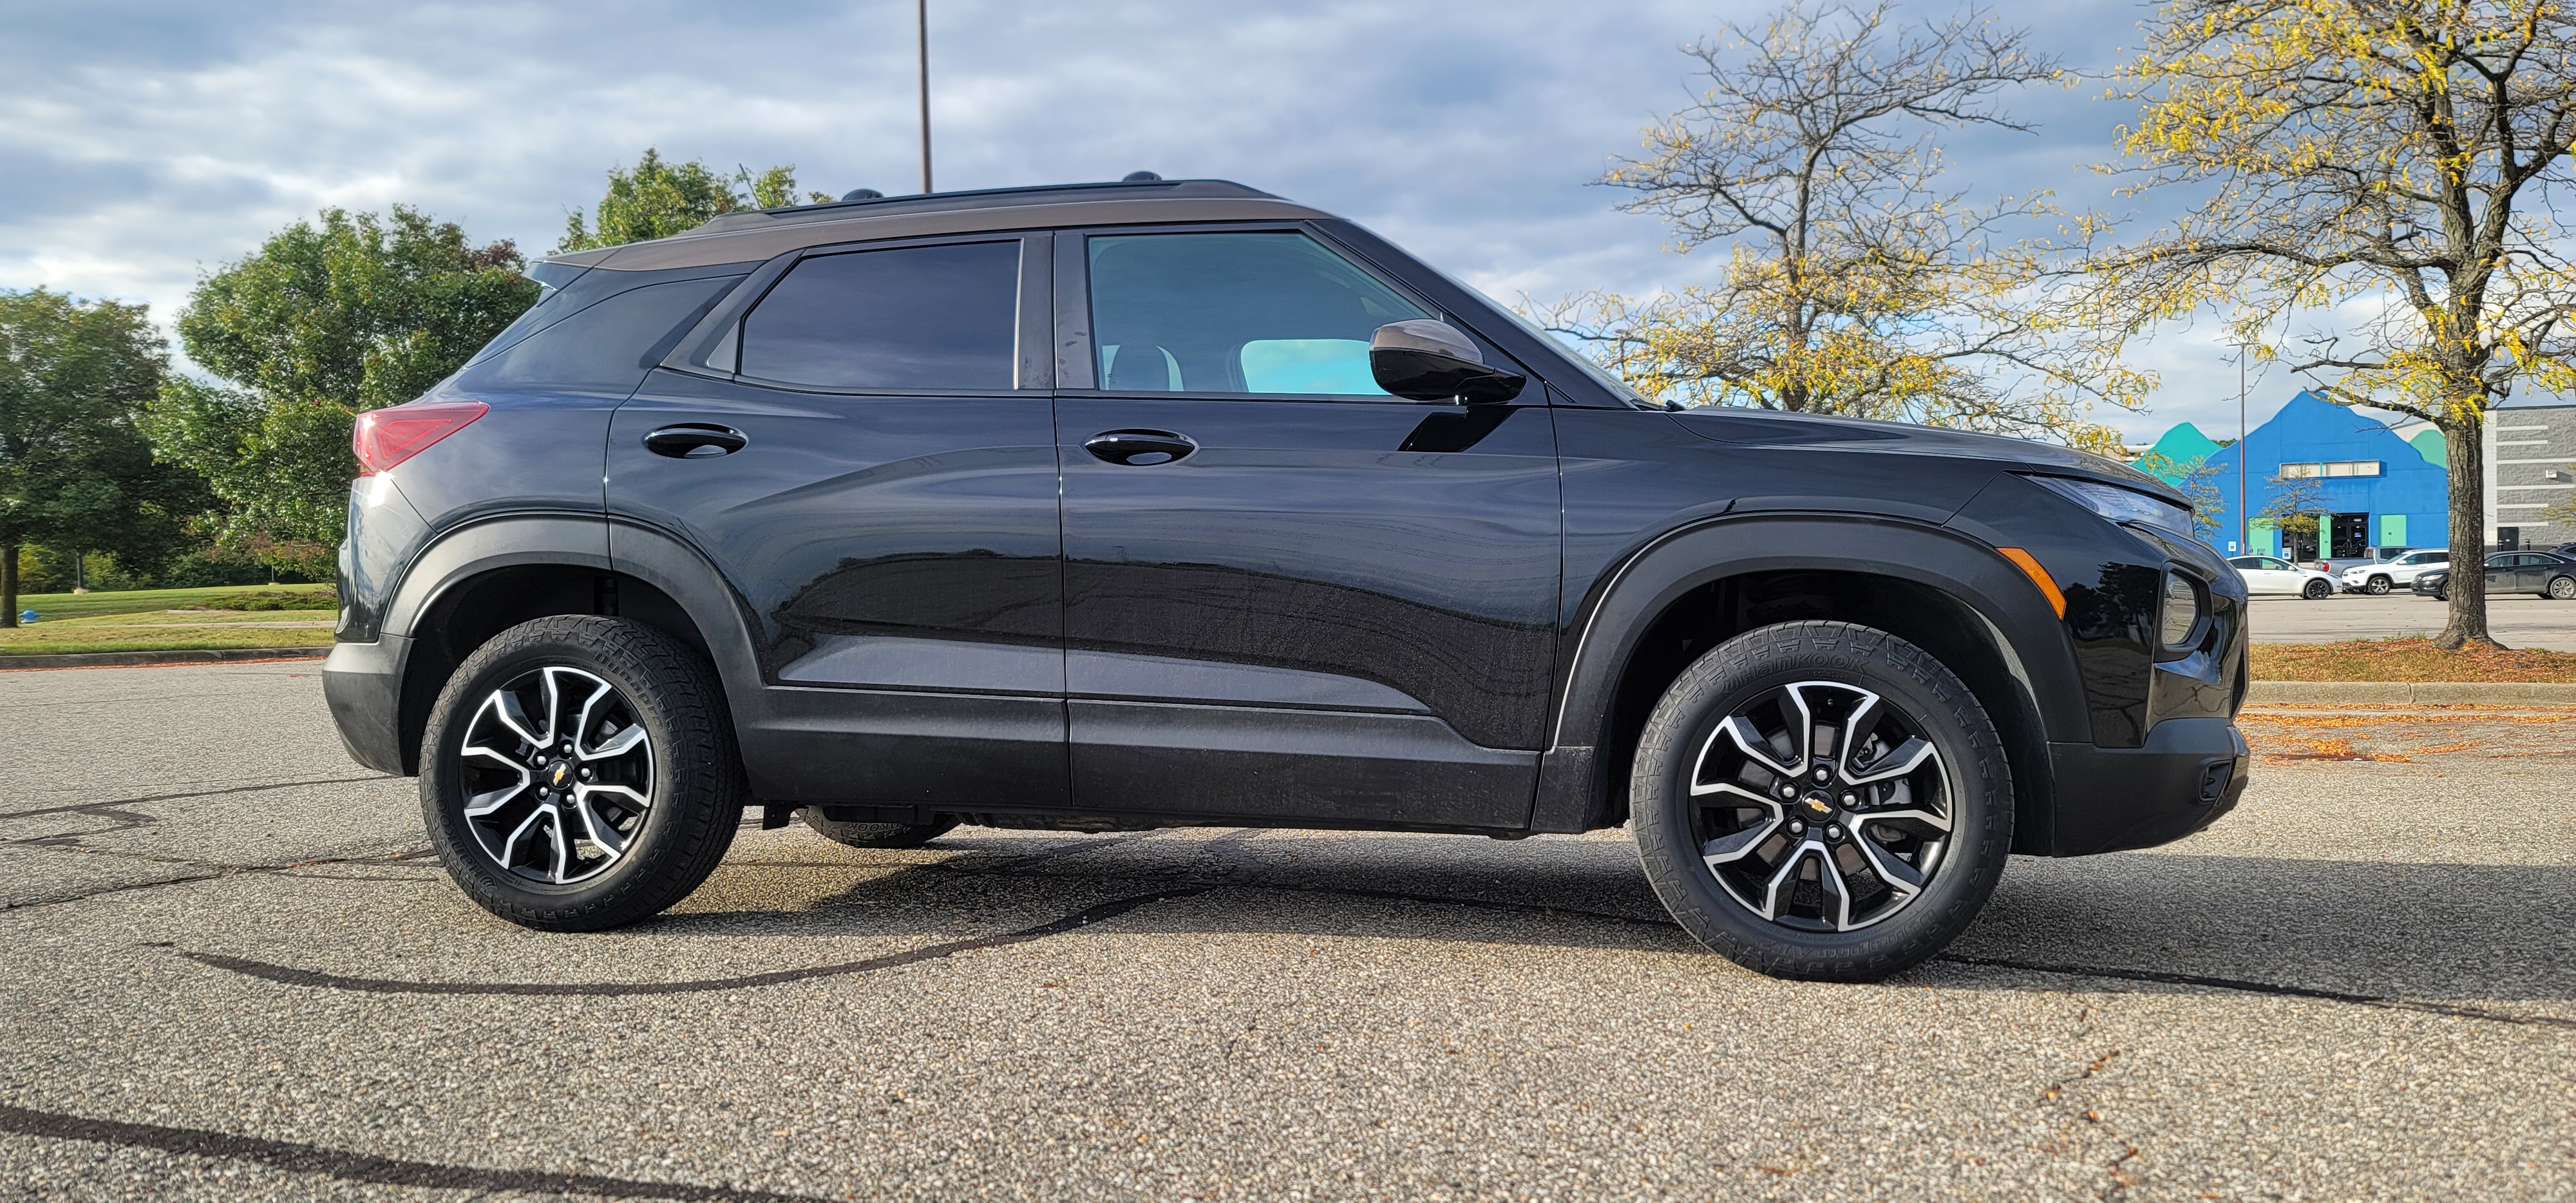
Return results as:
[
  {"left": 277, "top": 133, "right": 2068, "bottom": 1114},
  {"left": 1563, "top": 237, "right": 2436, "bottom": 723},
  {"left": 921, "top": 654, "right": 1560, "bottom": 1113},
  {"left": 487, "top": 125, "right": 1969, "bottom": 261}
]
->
[
  {"left": 2302, "top": 578, "right": 2333, "bottom": 600},
  {"left": 800, "top": 810, "right": 958, "bottom": 849},
  {"left": 1629, "top": 621, "right": 2012, "bottom": 981},
  {"left": 420, "top": 616, "right": 744, "bottom": 931}
]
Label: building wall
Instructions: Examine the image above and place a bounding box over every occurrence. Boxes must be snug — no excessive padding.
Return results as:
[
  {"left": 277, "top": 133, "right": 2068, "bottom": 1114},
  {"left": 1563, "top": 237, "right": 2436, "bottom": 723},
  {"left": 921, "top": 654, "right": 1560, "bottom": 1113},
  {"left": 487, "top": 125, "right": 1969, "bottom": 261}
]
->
[
  {"left": 2482, "top": 404, "right": 2576, "bottom": 550},
  {"left": 2184, "top": 392, "right": 2449, "bottom": 560}
]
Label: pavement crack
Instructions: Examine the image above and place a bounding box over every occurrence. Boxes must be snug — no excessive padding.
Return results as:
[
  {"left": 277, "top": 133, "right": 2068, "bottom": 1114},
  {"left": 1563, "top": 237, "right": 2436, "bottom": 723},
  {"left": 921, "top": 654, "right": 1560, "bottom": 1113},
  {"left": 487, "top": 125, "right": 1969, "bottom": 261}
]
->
[
  {"left": 0, "top": 775, "right": 392, "bottom": 822},
  {"left": 1937, "top": 952, "right": 2576, "bottom": 1030},
  {"left": 0, "top": 1102, "right": 828, "bottom": 1202},
  {"left": 172, "top": 886, "right": 1213, "bottom": 997},
  {"left": 1, "top": 845, "right": 435, "bottom": 912}
]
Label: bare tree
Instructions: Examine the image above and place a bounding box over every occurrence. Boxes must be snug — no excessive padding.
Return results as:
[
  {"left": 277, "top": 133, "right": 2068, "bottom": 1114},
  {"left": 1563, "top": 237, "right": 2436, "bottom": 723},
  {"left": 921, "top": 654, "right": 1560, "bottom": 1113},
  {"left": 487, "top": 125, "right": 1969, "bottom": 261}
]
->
[
  {"left": 2072, "top": 0, "right": 2576, "bottom": 648},
  {"left": 1537, "top": 1, "right": 2145, "bottom": 448}
]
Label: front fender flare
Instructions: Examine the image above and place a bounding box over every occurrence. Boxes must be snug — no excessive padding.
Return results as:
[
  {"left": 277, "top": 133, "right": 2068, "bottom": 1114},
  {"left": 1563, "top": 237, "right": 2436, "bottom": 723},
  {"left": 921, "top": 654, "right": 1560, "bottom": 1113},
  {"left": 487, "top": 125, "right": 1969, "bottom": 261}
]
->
[{"left": 1533, "top": 512, "right": 2087, "bottom": 832}]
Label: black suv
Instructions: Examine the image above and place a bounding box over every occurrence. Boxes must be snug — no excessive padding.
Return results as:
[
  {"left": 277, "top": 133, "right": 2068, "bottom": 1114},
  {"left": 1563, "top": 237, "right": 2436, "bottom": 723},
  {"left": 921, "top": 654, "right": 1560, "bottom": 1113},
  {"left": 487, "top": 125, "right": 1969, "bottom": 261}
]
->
[{"left": 324, "top": 178, "right": 2248, "bottom": 981}]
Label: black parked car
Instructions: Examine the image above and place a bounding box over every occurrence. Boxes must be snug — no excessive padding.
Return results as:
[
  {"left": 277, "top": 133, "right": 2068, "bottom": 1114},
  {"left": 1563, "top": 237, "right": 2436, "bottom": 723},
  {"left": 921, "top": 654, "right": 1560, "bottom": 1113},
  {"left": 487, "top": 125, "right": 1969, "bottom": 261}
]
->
[
  {"left": 2414, "top": 551, "right": 2576, "bottom": 601},
  {"left": 323, "top": 178, "right": 2248, "bottom": 981}
]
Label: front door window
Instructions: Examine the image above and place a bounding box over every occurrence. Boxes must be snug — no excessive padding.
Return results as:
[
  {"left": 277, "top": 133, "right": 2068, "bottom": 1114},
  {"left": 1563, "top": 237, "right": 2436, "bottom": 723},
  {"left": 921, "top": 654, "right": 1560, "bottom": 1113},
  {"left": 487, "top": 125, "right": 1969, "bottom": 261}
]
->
[{"left": 1087, "top": 232, "right": 1430, "bottom": 396}]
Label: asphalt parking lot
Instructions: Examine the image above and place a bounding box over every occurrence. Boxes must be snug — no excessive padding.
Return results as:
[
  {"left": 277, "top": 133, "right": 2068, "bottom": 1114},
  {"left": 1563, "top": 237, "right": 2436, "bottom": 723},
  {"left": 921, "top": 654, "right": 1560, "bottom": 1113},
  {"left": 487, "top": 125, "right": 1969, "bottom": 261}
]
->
[
  {"left": 2249, "top": 591, "right": 2576, "bottom": 650},
  {"left": 3, "top": 662, "right": 2570, "bottom": 1201}
]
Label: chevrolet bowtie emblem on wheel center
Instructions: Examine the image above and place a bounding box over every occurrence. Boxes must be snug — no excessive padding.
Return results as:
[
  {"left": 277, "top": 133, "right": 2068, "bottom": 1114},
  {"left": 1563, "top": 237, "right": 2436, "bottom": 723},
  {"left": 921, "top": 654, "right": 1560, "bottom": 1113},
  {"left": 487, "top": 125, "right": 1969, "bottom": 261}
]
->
[
  {"left": 549, "top": 762, "right": 573, "bottom": 789},
  {"left": 1801, "top": 794, "right": 1834, "bottom": 818}
]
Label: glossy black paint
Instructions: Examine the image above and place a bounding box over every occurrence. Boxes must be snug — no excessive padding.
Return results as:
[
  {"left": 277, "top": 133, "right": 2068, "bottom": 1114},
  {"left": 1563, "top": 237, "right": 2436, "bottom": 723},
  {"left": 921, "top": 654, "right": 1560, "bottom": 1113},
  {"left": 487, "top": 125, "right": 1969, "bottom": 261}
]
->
[{"left": 326, "top": 182, "right": 2248, "bottom": 857}]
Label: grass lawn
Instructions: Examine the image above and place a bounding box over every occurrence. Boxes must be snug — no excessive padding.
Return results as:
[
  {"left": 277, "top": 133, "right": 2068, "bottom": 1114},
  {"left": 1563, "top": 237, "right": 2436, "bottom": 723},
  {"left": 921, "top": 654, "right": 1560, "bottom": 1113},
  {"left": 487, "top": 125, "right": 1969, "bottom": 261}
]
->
[
  {"left": 2, "top": 584, "right": 336, "bottom": 656},
  {"left": 9, "top": 582, "right": 333, "bottom": 622},
  {"left": 2252, "top": 637, "right": 2576, "bottom": 683}
]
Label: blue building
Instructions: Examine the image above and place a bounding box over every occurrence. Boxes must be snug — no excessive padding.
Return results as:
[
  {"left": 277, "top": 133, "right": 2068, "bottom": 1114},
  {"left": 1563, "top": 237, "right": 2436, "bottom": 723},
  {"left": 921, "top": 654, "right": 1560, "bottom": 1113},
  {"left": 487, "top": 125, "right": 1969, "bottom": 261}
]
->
[{"left": 2144, "top": 391, "right": 2449, "bottom": 560}]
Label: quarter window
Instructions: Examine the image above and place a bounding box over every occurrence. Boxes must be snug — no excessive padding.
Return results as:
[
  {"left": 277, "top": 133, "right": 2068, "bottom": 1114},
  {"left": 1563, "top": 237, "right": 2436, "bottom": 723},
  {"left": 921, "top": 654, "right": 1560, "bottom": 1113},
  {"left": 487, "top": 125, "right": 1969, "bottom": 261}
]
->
[
  {"left": 739, "top": 241, "right": 1019, "bottom": 390},
  {"left": 1086, "top": 232, "right": 1430, "bottom": 396}
]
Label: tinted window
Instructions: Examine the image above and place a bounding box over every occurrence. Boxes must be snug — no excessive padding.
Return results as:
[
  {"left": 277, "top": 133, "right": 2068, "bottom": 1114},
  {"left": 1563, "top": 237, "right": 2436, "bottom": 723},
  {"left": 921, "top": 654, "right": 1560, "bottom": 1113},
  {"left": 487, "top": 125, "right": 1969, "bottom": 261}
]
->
[
  {"left": 455, "top": 276, "right": 742, "bottom": 394},
  {"left": 2226, "top": 558, "right": 2259, "bottom": 568},
  {"left": 741, "top": 241, "right": 1019, "bottom": 390},
  {"left": 1086, "top": 232, "right": 1430, "bottom": 395}
]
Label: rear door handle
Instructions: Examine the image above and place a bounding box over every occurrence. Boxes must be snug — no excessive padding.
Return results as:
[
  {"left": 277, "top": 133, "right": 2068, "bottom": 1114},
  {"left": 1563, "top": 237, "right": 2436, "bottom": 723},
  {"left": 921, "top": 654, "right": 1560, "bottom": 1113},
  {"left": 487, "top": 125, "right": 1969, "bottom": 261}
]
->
[
  {"left": 1084, "top": 429, "right": 1197, "bottom": 466},
  {"left": 644, "top": 424, "right": 748, "bottom": 459}
]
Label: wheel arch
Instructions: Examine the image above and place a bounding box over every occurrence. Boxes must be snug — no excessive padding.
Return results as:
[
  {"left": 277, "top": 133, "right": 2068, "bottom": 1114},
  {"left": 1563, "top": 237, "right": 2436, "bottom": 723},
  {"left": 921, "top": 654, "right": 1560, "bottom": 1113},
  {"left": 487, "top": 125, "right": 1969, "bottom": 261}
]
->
[
  {"left": 1531, "top": 513, "right": 2087, "bottom": 854},
  {"left": 378, "top": 516, "right": 757, "bottom": 775}
]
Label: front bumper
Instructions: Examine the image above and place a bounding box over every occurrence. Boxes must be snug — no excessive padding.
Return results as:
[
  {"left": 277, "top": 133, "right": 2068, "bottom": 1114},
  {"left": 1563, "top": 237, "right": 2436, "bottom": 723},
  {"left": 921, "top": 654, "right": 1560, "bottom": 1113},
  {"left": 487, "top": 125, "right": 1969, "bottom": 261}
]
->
[
  {"left": 2047, "top": 717, "right": 2249, "bottom": 855},
  {"left": 323, "top": 636, "right": 411, "bottom": 776},
  {"left": 2412, "top": 576, "right": 2448, "bottom": 596}
]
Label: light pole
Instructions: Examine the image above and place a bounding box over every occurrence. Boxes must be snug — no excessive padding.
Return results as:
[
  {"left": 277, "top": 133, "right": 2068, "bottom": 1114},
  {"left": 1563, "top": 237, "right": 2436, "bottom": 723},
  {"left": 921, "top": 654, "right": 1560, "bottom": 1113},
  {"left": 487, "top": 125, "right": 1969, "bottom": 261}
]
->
[
  {"left": 2239, "top": 345, "right": 2249, "bottom": 556},
  {"left": 916, "top": 0, "right": 933, "bottom": 194}
]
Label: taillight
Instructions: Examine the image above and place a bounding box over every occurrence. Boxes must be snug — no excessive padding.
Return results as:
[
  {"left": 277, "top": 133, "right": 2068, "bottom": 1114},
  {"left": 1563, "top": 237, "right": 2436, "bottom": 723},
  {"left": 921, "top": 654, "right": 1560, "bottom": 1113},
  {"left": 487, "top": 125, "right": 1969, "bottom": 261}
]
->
[{"left": 353, "top": 401, "right": 487, "bottom": 476}]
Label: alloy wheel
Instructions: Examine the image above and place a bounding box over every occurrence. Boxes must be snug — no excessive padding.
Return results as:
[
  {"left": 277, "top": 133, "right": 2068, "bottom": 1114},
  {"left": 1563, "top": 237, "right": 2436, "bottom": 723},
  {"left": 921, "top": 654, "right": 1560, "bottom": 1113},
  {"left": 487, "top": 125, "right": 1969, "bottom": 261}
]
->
[
  {"left": 1686, "top": 681, "right": 1953, "bottom": 932},
  {"left": 455, "top": 665, "right": 654, "bottom": 885},
  {"left": 2552, "top": 576, "right": 2575, "bottom": 600}
]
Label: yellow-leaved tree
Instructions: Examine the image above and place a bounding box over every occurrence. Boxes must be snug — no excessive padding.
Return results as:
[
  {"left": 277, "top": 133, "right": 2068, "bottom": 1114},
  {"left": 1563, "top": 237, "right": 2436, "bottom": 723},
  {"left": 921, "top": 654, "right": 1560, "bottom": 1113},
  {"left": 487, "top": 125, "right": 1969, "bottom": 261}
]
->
[
  {"left": 1538, "top": 1, "right": 2148, "bottom": 450},
  {"left": 2076, "top": 0, "right": 2576, "bottom": 648}
]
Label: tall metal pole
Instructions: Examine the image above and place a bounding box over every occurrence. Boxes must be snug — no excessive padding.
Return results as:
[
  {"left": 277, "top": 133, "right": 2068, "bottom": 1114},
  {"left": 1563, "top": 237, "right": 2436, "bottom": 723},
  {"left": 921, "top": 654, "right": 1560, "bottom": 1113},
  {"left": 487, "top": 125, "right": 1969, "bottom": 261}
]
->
[
  {"left": 2239, "top": 348, "right": 2249, "bottom": 554},
  {"left": 916, "top": 0, "right": 933, "bottom": 194}
]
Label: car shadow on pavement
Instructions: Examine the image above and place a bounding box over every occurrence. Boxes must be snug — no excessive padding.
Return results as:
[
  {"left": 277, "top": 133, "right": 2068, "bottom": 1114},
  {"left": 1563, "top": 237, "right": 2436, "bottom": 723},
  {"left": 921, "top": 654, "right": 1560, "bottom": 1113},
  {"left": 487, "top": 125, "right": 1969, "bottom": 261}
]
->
[
  {"left": 656, "top": 833, "right": 2575, "bottom": 1007},
  {"left": 159, "top": 832, "right": 2573, "bottom": 1020}
]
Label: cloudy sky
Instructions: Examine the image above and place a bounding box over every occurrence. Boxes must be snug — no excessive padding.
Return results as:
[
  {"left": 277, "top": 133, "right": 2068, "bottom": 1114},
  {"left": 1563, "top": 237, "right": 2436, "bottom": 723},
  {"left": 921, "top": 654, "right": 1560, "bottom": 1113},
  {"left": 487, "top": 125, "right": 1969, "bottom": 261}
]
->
[{"left": 3, "top": 0, "right": 2363, "bottom": 441}]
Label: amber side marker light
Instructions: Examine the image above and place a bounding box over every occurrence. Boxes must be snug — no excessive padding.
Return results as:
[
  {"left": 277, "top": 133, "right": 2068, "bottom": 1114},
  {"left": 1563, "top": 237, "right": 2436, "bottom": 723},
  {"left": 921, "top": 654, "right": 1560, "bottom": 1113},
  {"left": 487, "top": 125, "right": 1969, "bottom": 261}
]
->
[{"left": 1996, "top": 547, "right": 2066, "bottom": 618}]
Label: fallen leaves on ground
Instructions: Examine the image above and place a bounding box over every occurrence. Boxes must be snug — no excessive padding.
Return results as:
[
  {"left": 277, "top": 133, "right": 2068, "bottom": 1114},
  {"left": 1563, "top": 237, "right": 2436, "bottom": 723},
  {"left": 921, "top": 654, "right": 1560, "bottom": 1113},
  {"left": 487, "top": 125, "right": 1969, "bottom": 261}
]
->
[{"left": 2253, "top": 638, "right": 2576, "bottom": 683}]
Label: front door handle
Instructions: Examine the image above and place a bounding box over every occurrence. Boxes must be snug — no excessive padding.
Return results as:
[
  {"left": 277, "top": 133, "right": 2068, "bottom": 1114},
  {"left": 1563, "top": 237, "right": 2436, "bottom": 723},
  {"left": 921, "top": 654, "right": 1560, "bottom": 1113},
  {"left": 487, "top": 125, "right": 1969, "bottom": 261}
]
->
[
  {"left": 1084, "top": 429, "right": 1197, "bottom": 466},
  {"left": 644, "top": 424, "right": 748, "bottom": 459}
]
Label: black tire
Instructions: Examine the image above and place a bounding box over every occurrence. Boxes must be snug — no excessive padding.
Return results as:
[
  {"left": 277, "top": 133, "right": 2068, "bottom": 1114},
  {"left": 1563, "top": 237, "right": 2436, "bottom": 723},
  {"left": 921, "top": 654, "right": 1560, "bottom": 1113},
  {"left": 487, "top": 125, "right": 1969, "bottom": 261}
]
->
[
  {"left": 1630, "top": 621, "right": 2012, "bottom": 981},
  {"left": 2364, "top": 575, "right": 2392, "bottom": 595},
  {"left": 420, "top": 615, "right": 744, "bottom": 931},
  {"left": 2434, "top": 590, "right": 2448, "bottom": 602},
  {"left": 800, "top": 810, "right": 958, "bottom": 849},
  {"left": 2302, "top": 578, "right": 2333, "bottom": 600},
  {"left": 2551, "top": 576, "right": 2576, "bottom": 601}
]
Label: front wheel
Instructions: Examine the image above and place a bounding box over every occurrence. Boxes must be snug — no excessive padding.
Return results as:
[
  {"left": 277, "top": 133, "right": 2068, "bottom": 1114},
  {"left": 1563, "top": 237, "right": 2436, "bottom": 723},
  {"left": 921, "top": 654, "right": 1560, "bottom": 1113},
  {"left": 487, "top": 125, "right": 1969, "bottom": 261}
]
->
[
  {"left": 2550, "top": 576, "right": 2575, "bottom": 601},
  {"left": 2302, "top": 578, "right": 2333, "bottom": 600},
  {"left": 1629, "top": 621, "right": 2012, "bottom": 981},
  {"left": 419, "top": 615, "right": 744, "bottom": 931},
  {"left": 2364, "top": 576, "right": 2392, "bottom": 595}
]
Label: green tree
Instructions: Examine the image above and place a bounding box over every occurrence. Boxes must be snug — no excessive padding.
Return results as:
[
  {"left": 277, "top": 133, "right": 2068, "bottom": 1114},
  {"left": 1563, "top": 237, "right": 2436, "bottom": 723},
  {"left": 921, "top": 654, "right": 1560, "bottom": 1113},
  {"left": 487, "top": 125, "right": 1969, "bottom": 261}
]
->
[
  {"left": 1535, "top": 1, "right": 2144, "bottom": 450},
  {"left": 2257, "top": 472, "right": 2333, "bottom": 560},
  {"left": 0, "top": 289, "right": 194, "bottom": 625},
  {"left": 557, "top": 149, "right": 833, "bottom": 252},
  {"left": 147, "top": 207, "right": 538, "bottom": 573}
]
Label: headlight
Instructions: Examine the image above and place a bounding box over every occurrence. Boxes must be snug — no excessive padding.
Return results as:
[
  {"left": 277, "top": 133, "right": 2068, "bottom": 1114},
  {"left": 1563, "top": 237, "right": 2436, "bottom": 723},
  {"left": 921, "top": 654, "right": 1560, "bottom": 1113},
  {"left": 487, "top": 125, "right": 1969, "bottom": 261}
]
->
[
  {"left": 2023, "top": 475, "right": 2194, "bottom": 540},
  {"left": 2161, "top": 571, "right": 2202, "bottom": 648}
]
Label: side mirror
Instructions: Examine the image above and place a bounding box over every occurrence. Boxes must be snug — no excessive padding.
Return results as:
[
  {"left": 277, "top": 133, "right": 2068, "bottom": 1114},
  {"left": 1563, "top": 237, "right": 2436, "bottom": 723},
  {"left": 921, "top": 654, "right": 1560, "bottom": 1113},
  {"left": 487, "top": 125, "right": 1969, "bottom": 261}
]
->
[{"left": 1369, "top": 319, "right": 1526, "bottom": 404}]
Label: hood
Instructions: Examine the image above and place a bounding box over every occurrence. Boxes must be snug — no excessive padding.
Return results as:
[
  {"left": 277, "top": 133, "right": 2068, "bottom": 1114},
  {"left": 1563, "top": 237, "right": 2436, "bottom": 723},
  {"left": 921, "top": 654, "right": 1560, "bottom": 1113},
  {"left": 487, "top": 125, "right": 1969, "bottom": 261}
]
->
[{"left": 1667, "top": 406, "right": 2183, "bottom": 503}]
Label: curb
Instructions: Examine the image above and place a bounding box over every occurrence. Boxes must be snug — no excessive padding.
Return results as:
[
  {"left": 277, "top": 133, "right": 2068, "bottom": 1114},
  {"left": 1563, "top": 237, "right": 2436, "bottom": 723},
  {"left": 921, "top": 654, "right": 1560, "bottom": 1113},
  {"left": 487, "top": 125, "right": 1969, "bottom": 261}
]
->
[
  {"left": 0, "top": 647, "right": 330, "bottom": 671},
  {"left": 2248, "top": 680, "right": 2576, "bottom": 705}
]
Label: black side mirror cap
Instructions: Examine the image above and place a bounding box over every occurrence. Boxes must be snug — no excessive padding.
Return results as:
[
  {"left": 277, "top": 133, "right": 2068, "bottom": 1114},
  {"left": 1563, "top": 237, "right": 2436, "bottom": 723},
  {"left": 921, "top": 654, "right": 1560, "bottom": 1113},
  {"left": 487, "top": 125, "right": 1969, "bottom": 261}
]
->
[{"left": 1369, "top": 319, "right": 1526, "bottom": 404}]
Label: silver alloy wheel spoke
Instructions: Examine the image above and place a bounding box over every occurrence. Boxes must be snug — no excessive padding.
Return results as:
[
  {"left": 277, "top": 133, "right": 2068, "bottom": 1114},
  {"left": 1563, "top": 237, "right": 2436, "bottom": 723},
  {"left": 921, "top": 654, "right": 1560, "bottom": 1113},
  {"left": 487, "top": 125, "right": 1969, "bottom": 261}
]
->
[
  {"left": 457, "top": 665, "right": 654, "bottom": 886},
  {"left": 1687, "top": 679, "right": 1953, "bottom": 933}
]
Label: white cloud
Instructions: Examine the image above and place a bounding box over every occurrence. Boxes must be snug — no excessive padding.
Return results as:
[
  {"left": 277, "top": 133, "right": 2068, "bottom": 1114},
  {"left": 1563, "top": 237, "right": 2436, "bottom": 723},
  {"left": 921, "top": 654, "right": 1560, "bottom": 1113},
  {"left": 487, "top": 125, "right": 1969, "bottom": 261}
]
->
[{"left": 0, "top": 0, "right": 2448, "bottom": 434}]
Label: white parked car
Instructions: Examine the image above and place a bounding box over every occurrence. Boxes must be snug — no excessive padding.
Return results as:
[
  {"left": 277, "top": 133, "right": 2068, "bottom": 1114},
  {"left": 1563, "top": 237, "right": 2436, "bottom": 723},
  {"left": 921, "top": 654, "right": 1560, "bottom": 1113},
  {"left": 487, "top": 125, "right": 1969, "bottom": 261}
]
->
[
  {"left": 2340, "top": 548, "right": 2449, "bottom": 594},
  {"left": 2228, "top": 555, "right": 2338, "bottom": 600}
]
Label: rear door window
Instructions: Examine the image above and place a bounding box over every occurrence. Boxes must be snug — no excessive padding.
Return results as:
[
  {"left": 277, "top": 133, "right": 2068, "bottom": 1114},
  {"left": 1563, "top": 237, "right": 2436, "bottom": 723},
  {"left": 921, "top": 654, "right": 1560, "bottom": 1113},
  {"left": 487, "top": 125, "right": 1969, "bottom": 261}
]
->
[
  {"left": 1085, "top": 232, "right": 1430, "bottom": 396},
  {"left": 739, "top": 240, "right": 1020, "bottom": 391}
]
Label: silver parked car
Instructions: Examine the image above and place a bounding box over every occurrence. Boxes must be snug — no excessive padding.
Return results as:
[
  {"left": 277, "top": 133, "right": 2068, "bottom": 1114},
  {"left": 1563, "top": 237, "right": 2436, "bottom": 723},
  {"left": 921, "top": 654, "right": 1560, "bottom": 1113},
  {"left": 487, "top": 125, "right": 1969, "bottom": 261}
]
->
[{"left": 2229, "top": 555, "right": 2336, "bottom": 600}]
